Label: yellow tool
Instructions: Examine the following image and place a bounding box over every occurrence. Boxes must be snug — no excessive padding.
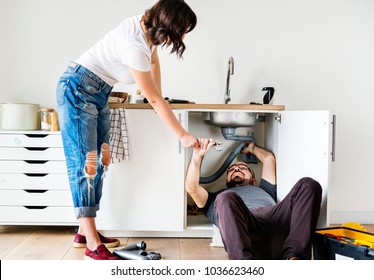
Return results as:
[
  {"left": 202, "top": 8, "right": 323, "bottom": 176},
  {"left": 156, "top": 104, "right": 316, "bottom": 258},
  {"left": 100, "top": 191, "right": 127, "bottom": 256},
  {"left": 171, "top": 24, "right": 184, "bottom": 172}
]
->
[{"left": 341, "top": 222, "right": 367, "bottom": 232}]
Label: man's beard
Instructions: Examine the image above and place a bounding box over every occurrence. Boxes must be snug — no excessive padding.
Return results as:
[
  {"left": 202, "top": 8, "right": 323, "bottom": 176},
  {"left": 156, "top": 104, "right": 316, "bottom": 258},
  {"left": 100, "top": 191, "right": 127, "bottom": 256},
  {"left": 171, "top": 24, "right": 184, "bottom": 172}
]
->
[{"left": 226, "top": 175, "right": 246, "bottom": 188}]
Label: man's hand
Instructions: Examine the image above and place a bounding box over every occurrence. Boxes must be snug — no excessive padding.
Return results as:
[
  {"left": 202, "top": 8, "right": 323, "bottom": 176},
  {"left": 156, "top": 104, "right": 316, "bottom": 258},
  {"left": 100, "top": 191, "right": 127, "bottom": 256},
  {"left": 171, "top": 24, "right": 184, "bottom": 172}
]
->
[
  {"left": 241, "top": 141, "right": 276, "bottom": 185},
  {"left": 241, "top": 141, "right": 255, "bottom": 154},
  {"left": 185, "top": 138, "right": 213, "bottom": 208},
  {"left": 192, "top": 138, "right": 215, "bottom": 159}
]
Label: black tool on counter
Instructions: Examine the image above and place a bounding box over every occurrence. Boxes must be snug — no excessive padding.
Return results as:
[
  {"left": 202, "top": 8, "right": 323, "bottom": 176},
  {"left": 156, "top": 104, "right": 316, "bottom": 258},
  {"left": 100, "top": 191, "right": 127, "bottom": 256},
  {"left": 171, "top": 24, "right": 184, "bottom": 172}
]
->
[
  {"left": 113, "top": 241, "right": 162, "bottom": 260},
  {"left": 262, "top": 87, "right": 275, "bottom": 104},
  {"left": 143, "top": 97, "right": 195, "bottom": 104},
  {"left": 164, "top": 97, "right": 195, "bottom": 104}
]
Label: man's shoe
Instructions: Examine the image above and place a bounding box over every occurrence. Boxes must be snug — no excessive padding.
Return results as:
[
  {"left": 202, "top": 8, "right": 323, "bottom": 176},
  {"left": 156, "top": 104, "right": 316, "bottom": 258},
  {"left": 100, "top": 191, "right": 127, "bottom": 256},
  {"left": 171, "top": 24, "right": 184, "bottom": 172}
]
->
[
  {"left": 74, "top": 232, "right": 120, "bottom": 248},
  {"left": 84, "top": 244, "right": 120, "bottom": 260}
]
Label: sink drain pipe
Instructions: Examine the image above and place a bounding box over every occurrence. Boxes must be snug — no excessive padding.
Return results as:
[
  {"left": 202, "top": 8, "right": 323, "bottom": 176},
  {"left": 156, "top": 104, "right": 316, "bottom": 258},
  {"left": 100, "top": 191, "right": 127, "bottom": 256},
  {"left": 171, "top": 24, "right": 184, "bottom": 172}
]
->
[{"left": 199, "top": 141, "right": 246, "bottom": 184}]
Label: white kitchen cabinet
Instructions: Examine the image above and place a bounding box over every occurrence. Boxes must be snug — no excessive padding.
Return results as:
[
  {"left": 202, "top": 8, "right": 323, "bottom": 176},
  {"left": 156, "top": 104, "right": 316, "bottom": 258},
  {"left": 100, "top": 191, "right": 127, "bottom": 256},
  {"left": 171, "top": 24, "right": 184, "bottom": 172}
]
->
[
  {"left": 0, "top": 131, "right": 77, "bottom": 225},
  {"left": 96, "top": 107, "right": 334, "bottom": 238},
  {"left": 265, "top": 110, "right": 333, "bottom": 228},
  {"left": 96, "top": 109, "right": 186, "bottom": 233},
  {"left": 185, "top": 109, "right": 334, "bottom": 235}
]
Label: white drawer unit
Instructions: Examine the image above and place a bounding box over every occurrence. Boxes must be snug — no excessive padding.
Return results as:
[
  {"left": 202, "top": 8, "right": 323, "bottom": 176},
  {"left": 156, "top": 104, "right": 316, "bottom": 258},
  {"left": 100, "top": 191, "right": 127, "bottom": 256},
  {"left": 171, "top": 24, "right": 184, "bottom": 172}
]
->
[{"left": 0, "top": 131, "right": 77, "bottom": 225}]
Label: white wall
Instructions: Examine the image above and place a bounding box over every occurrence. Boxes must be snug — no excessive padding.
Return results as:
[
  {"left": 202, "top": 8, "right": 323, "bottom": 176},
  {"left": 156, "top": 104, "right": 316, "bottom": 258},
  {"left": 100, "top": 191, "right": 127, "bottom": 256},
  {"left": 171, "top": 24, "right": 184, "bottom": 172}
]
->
[{"left": 1, "top": 0, "right": 373, "bottom": 224}]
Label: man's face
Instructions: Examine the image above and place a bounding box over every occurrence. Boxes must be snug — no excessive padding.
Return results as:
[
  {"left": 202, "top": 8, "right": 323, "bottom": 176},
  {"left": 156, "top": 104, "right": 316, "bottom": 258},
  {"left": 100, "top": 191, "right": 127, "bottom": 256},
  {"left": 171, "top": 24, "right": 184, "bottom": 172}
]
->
[{"left": 226, "top": 162, "right": 255, "bottom": 188}]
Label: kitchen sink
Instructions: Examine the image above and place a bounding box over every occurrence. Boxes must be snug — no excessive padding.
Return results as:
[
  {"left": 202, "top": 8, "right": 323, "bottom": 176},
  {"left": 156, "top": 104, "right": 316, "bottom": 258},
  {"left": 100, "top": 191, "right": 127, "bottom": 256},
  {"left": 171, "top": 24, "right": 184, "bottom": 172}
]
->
[{"left": 202, "top": 111, "right": 258, "bottom": 128}]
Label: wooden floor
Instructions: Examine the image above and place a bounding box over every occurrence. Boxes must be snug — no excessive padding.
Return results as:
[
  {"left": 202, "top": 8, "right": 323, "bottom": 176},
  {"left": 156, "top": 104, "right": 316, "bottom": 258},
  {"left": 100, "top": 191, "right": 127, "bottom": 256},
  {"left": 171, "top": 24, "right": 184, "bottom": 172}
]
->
[
  {"left": 1, "top": 224, "right": 373, "bottom": 260},
  {"left": 0, "top": 225, "right": 228, "bottom": 260}
]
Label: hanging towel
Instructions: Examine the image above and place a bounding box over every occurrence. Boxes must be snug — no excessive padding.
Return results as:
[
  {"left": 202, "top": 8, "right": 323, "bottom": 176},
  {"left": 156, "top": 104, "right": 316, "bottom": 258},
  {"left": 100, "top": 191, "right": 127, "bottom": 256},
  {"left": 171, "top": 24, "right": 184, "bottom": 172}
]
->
[{"left": 109, "top": 108, "right": 130, "bottom": 163}]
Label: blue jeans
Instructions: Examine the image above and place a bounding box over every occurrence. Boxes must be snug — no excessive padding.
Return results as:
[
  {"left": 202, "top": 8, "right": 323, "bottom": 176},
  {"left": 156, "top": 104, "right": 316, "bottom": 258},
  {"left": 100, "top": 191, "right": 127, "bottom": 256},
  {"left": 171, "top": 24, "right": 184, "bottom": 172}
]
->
[{"left": 56, "top": 62, "right": 113, "bottom": 218}]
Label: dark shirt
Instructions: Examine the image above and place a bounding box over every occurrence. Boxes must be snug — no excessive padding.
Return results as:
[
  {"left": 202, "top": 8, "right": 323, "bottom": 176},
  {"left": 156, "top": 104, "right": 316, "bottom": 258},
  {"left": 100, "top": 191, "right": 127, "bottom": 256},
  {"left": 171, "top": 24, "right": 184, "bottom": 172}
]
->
[{"left": 200, "top": 179, "right": 277, "bottom": 226}]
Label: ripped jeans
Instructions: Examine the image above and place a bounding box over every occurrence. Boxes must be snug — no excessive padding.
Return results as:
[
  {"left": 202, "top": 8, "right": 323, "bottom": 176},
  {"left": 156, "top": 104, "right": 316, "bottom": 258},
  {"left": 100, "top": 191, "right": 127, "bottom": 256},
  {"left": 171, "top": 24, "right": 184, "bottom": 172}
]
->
[{"left": 56, "top": 62, "right": 113, "bottom": 218}]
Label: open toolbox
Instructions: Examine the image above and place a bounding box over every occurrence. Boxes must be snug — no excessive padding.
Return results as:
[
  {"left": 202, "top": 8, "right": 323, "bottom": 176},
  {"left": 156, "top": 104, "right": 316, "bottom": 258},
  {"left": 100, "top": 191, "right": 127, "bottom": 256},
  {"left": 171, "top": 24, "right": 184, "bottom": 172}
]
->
[{"left": 313, "top": 225, "right": 374, "bottom": 260}]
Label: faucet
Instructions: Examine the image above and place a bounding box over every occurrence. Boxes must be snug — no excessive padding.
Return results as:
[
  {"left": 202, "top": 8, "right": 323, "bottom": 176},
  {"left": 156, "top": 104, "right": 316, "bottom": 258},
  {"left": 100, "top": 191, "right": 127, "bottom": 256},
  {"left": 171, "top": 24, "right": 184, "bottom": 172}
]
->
[{"left": 224, "top": 56, "right": 234, "bottom": 104}]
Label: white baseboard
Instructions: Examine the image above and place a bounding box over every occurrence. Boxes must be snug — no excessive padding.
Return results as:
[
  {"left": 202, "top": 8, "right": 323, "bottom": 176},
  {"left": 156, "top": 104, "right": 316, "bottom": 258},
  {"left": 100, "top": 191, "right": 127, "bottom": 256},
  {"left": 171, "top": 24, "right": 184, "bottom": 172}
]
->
[
  {"left": 210, "top": 225, "right": 224, "bottom": 247},
  {"left": 329, "top": 211, "right": 374, "bottom": 224}
]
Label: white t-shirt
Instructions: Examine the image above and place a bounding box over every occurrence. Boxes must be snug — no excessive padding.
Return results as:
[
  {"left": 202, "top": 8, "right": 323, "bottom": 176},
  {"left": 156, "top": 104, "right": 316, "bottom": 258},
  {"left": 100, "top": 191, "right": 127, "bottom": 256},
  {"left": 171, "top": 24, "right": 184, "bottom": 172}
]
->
[{"left": 75, "top": 14, "right": 153, "bottom": 86}]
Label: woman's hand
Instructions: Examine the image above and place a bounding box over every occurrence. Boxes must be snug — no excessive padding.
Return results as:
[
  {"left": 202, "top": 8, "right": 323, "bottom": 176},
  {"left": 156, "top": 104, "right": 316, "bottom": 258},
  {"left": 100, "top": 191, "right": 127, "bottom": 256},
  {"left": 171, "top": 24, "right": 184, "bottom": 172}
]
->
[{"left": 179, "top": 132, "right": 198, "bottom": 148}]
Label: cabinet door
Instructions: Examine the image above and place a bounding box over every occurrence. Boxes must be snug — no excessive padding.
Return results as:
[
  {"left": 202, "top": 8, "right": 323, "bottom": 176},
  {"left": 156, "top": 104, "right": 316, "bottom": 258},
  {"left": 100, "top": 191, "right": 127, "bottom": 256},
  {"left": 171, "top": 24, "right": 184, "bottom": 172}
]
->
[
  {"left": 276, "top": 111, "right": 332, "bottom": 228},
  {"left": 96, "top": 109, "right": 185, "bottom": 231}
]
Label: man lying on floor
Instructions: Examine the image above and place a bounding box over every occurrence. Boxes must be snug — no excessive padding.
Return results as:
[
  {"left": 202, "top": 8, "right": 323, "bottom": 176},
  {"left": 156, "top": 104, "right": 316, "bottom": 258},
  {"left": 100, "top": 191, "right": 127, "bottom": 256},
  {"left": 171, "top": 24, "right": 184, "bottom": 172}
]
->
[{"left": 184, "top": 138, "right": 322, "bottom": 260}]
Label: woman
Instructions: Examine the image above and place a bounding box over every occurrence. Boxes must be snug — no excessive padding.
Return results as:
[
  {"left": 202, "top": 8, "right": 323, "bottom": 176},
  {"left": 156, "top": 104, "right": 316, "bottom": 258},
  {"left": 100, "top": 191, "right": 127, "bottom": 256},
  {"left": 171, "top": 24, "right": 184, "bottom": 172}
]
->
[{"left": 56, "top": 0, "right": 198, "bottom": 260}]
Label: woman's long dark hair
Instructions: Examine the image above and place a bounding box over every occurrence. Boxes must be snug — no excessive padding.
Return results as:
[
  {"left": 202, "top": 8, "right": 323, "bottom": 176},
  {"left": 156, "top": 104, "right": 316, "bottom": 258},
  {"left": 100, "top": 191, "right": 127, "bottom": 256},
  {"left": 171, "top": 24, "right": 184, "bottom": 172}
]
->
[{"left": 143, "top": 0, "right": 197, "bottom": 58}]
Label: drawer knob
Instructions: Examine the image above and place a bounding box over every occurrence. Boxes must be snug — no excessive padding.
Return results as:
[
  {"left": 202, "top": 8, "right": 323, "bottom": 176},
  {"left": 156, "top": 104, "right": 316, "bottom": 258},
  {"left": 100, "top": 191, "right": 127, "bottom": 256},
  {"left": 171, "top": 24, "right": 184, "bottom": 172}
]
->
[
  {"left": 25, "top": 134, "right": 48, "bottom": 138},
  {"left": 24, "top": 190, "right": 48, "bottom": 193},
  {"left": 24, "top": 160, "right": 48, "bottom": 164},
  {"left": 24, "top": 173, "right": 48, "bottom": 177},
  {"left": 25, "top": 147, "right": 48, "bottom": 151},
  {"left": 24, "top": 206, "right": 48, "bottom": 210}
]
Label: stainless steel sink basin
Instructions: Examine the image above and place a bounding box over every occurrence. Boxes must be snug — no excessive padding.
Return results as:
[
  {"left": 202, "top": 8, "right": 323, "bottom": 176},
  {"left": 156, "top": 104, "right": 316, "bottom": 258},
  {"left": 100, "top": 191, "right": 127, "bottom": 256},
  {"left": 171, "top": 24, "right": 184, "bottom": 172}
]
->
[{"left": 202, "top": 111, "right": 258, "bottom": 127}]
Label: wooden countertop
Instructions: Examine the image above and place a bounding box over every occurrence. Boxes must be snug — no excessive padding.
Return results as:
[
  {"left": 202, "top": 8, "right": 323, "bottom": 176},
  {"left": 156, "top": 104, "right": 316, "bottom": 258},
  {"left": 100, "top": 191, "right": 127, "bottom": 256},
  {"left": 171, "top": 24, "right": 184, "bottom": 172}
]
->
[{"left": 109, "top": 103, "right": 285, "bottom": 111}]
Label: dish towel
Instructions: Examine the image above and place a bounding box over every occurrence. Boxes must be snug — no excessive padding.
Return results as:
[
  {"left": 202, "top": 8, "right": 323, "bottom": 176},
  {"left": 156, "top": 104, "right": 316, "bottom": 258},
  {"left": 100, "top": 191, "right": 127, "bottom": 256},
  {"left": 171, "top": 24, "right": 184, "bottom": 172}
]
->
[{"left": 109, "top": 108, "right": 130, "bottom": 163}]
